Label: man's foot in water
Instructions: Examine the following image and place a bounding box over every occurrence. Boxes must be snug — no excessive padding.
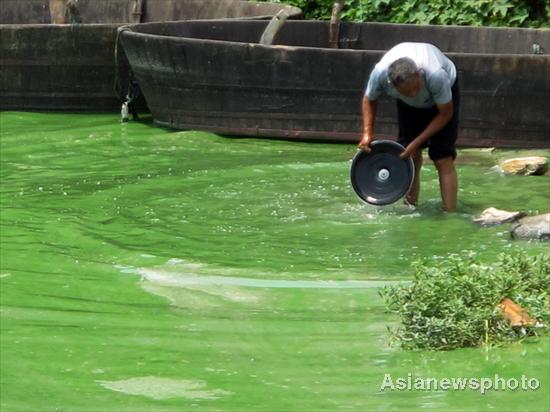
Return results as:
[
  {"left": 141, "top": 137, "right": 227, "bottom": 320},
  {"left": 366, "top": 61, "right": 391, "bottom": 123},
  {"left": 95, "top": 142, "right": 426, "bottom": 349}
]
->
[{"left": 403, "top": 197, "right": 417, "bottom": 210}]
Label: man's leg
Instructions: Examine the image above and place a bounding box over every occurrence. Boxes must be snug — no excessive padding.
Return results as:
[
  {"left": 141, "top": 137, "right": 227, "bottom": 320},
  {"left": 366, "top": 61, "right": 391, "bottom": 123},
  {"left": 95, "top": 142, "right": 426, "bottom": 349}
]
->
[
  {"left": 406, "top": 151, "right": 423, "bottom": 206},
  {"left": 434, "top": 156, "right": 457, "bottom": 211},
  {"left": 429, "top": 78, "right": 460, "bottom": 212}
]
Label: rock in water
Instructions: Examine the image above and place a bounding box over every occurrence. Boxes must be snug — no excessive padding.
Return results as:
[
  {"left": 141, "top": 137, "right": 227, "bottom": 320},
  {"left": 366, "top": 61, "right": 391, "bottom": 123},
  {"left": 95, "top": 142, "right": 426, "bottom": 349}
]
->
[
  {"left": 499, "top": 157, "right": 548, "bottom": 175},
  {"left": 511, "top": 213, "right": 550, "bottom": 240},
  {"left": 473, "top": 207, "right": 526, "bottom": 226}
]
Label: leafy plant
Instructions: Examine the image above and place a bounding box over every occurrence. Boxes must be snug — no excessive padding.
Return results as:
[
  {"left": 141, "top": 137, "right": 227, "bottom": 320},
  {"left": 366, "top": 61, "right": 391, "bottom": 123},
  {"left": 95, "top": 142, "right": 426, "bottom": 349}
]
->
[
  {"left": 379, "top": 253, "right": 550, "bottom": 350},
  {"left": 277, "top": 0, "right": 550, "bottom": 27}
]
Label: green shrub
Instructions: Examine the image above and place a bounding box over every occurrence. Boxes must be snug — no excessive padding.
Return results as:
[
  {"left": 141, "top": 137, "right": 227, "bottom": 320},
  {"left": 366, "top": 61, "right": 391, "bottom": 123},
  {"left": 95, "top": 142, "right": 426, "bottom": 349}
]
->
[
  {"left": 379, "top": 253, "right": 550, "bottom": 350},
  {"left": 278, "top": 0, "right": 550, "bottom": 28}
]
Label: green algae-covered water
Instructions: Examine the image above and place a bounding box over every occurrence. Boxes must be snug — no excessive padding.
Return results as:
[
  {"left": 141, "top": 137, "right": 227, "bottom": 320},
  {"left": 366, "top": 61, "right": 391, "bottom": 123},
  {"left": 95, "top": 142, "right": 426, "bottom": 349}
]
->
[{"left": 1, "top": 112, "right": 549, "bottom": 412}]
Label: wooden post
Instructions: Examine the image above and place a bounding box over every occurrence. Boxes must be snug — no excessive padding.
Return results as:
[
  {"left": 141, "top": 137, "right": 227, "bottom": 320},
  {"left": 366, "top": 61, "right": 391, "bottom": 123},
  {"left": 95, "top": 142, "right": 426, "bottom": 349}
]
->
[
  {"left": 329, "top": 1, "right": 346, "bottom": 49},
  {"left": 131, "top": 0, "right": 145, "bottom": 24},
  {"left": 49, "top": 0, "right": 81, "bottom": 24},
  {"left": 49, "top": 0, "right": 67, "bottom": 24}
]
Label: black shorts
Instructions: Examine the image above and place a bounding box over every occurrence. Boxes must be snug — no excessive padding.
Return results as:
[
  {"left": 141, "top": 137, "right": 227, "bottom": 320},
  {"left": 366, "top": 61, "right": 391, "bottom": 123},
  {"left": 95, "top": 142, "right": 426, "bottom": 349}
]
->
[{"left": 396, "top": 77, "right": 460, "bottom": 161}]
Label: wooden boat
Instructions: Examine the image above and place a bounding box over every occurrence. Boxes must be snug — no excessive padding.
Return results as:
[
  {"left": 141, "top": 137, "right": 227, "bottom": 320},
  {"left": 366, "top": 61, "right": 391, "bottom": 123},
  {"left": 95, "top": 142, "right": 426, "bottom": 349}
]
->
[
  {"left": 119, "top": 19, "right": 550, "bottom": 148},
  {"left": 0, "top": 0, "right": 302, "bottom": 111}
]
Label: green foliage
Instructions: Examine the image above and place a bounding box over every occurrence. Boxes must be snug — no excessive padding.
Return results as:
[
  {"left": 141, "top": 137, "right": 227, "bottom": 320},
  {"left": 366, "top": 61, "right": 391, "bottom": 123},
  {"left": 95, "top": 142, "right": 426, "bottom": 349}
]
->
[
  {"left": 278, "top": 0, "right": 550, "bottom": 27},
  {"left": 379, "top": 253, "right": 550, "bottom": 350}
]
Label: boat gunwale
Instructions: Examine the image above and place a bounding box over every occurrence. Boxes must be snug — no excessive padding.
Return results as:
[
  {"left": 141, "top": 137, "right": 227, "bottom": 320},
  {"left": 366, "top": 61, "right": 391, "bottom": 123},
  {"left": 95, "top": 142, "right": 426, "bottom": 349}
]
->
[
  {"left": 0, "top": 14, "right": 298, "bottom": 29},
  {"left": 122, "top": 18, "right": 550, "bottom": 33},
  {"left": 119, "top": 19, "right": 550, "bottom": 58},
  {"left": 0, "top": 22, "right": 123, "bottom": 29},
  {"left": 119, "top": 25, "right": 550, "bottom": 59}
]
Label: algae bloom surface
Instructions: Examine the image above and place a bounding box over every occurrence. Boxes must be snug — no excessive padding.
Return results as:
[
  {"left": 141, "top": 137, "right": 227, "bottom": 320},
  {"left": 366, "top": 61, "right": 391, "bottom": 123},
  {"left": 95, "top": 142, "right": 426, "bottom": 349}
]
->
[{"left": 1, "top": 112, "right": 549, "bottom": 411}]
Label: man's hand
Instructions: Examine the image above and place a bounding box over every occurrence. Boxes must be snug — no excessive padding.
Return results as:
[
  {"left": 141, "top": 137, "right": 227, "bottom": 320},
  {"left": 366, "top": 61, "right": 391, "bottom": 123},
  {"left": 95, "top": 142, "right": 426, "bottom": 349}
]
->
[
  {"left": 400, "top": 100, "right": 454, "bottom": 159},
  {"left": 400, "top": 139, "right": 421, "bottom": 159},
  {"left": 357, "top": 136, "right": 372, "bottom": 153}
]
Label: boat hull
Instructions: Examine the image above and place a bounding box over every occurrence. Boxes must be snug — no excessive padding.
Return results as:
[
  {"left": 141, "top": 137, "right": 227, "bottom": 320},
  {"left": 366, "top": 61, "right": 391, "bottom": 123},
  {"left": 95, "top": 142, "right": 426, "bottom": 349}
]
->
[
  {"left": 0, "top": 0, "right": 302, "bottom": 111},
  {"left": 120, "top": 20, "right": 550, "bottom": 148}
]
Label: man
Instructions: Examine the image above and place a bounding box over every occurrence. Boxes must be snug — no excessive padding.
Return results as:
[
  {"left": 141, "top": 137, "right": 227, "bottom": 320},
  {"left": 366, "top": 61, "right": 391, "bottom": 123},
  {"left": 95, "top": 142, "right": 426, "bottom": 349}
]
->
[{"left": 358, "top": 42, "right": 460, "bottom": 211}]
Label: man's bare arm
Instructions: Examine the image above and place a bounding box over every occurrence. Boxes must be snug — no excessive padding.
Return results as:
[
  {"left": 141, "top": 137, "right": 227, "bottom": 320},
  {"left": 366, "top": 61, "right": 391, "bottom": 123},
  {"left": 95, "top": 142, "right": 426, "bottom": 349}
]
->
[
  {"left": 400, "top": 100, "right": 453, "bottom": 158},
  {"left": 358, "top": 97, "right": 378, "bottom": 151}
]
